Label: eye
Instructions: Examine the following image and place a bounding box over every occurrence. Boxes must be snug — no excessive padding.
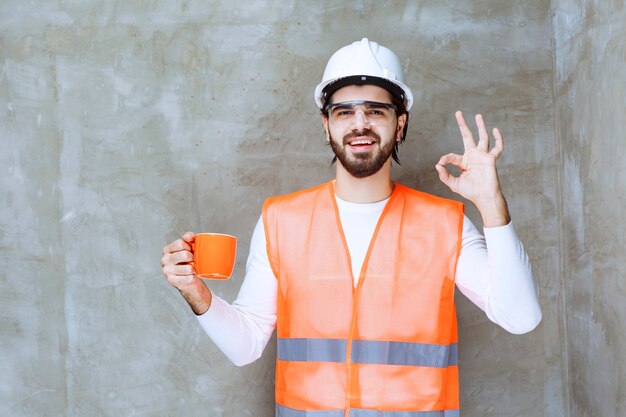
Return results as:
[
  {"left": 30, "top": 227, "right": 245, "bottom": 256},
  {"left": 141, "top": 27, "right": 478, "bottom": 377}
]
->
[
  {"left": 334, "top": 108, "right": 355, "bottom": 118},
  {"left": 366, "top": 107, "right": 389, "bottom": 117}
]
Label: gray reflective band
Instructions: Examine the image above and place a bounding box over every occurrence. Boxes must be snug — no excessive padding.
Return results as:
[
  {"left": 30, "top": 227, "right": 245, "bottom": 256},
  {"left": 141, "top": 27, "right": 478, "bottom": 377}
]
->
[
  {"left": 276, "top": 404, "right": 345, "bottom": 417},
  {"left": 277, "top": 338, "right": 347, "bottom": 362},
  {"left": 352, "top": 340, "right": 458, "bottom": 368},
  {"left": 351, "top": 410, "right": 459, "bottom": 417},
  {"left": 276, "top": 405, "right": 459, "bottom": 417},
  {"left": 277, "top": 338, "right": 458, "bottom": 367}
]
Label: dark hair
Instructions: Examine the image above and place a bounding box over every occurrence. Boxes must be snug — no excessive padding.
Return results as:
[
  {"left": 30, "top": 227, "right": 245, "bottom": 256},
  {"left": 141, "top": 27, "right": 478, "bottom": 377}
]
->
[
  {"left": 321, "top": 78, "right": 410, "bottom": 164},
  {"left": 389, "top": 94, "right": 409, "bottom": 164}
]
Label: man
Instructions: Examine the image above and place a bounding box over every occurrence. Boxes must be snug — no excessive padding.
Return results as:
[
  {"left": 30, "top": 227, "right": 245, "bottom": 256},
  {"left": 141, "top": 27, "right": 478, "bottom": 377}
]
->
[{"left": 161, "top": 38, "right": 542, "bottom": 416}]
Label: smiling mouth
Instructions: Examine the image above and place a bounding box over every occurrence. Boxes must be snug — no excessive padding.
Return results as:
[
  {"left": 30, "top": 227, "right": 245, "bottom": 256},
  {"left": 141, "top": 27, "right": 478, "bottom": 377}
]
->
[{"left": 348, "top": 139, "right": 375, "bottom": 146}]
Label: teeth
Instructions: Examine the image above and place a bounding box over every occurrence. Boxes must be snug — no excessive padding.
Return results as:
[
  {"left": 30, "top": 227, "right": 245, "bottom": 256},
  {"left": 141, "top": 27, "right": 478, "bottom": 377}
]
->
[{"left": 350, "top": 140, "right": 373, "bottom": 145}]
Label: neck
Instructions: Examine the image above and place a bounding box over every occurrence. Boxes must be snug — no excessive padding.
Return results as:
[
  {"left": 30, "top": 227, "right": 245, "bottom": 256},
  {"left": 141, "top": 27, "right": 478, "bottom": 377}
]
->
[{"left": 333, "top": 161, "right": 394, "bottom": 203}]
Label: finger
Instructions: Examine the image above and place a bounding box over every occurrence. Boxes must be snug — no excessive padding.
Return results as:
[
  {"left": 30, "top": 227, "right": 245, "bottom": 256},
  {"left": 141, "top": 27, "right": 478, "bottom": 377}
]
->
[
  {"left": 475, "top": 114, "right": 489, "bottom": 152},
  {"left": 435, "top": 163, "right": 456, "bottom": 191},
  {"left": 490, "top": 127, "right": 504, "bottom": 158},
  {"left": 165, "top": 271, "right": 196, "bottom": 287},
  {"left": 182, "top": 232, "right": 195, "bottom": 243},
  {"left": 169, "top": 250, "right": 193, "bottom": 265},
  {"left": 435, "top": 163, "right": 449, "bottom": 181},
  {"left": 163, "top": 263, "right": 196, "bottom": 283},
  {"left": 162, "top": 238, "right": 192, "bottom": 255},
  {"left": 437, "top": 153, "right": 464, "bottom": 168},
  {"left": 455, "top": 111, "right": 476, "bottom": 150},
  {"left": 167, "top": 263, "right": 195, "bottom": 276}
]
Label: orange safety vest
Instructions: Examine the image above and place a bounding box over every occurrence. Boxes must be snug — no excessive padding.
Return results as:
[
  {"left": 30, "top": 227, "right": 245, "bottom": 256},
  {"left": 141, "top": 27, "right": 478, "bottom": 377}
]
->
[{"left": 263, "top": 181, "right": 464, "bottom": 417}]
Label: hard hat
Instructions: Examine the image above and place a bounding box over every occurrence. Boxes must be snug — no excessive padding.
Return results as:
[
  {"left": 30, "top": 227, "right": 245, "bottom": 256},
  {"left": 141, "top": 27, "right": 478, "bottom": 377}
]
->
[{"left": 314, "top": 38, "right": 413, "bottom": 111}]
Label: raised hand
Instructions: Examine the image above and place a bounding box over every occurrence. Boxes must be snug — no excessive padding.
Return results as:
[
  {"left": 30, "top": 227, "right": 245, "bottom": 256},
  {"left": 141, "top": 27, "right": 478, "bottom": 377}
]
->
[{"left": 435, "top": 111, "right": 511, "bottom": 227}]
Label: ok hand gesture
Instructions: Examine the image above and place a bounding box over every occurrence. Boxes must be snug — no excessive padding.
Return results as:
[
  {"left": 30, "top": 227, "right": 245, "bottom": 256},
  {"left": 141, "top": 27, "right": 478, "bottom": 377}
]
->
[{"left": 435, "top": 111, "right": 511, "bottom": 227}]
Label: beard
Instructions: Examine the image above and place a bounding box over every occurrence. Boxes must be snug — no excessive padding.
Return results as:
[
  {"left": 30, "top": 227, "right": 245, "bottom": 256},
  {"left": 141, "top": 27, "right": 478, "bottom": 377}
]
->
[{"left": 329, "top": 129, "right": 396, "bottom": 178}]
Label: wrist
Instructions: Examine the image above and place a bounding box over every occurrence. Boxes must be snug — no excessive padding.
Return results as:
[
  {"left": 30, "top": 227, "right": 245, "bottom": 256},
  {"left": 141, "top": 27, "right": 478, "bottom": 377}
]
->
[
  {"left": 475, "top": 194, "right": 511, "bottom": 227},
  {"left": 180, "top": 278, "right": 212, "bottom": 315}
]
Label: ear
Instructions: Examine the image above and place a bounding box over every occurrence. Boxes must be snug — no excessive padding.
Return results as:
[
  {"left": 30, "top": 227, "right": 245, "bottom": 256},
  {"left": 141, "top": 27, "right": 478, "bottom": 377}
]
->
[
  {"left": 396, "top": 113, "right": 408, "bottom": 142},
  {"left": 321, "top": 114, "right": 330, "bottom": 142}
]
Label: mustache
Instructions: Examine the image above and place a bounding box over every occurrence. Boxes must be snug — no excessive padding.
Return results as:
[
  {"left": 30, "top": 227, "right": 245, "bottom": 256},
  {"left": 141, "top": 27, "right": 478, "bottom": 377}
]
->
[{"left": 343, "top": 129, "right": 381, "bottom": 144}]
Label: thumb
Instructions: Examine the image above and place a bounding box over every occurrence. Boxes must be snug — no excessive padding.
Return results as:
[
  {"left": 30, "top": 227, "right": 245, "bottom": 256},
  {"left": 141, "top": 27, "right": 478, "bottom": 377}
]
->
[{"left": 435, "top": 163, "right": 455, "bottom": 190}]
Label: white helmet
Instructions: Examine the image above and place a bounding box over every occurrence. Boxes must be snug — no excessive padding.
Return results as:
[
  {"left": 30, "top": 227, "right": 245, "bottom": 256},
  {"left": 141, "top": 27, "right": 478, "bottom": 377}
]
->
[{"left": 314, "top": 38, "right": 413, "bottom": 111}]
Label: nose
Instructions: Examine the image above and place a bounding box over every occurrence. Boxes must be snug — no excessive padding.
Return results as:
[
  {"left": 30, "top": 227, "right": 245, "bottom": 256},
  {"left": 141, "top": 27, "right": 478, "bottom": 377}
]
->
[{"left": 351, "top": 109, "right": 371, "bottom": 130}]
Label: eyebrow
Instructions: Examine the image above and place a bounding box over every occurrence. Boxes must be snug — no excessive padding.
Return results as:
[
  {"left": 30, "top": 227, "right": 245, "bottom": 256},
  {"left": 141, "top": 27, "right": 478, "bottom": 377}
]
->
[{"left": 325, "top": 100, "right": 396, "bottom": 111}]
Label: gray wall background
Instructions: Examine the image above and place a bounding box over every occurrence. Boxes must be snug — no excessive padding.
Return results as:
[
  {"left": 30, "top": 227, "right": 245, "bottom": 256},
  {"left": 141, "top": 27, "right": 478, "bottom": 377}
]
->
[
  {"left": 553, "top": 0, "right": 626, "bottom": 416},
  {"left": 0, "top": 1, "right": 623, "bottom": 416}
]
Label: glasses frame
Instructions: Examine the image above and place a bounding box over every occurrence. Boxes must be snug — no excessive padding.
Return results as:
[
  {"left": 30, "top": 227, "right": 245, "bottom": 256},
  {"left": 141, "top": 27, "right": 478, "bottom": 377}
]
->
[{"left": 324, "top": 100, "right": 398, "bottom": 125}]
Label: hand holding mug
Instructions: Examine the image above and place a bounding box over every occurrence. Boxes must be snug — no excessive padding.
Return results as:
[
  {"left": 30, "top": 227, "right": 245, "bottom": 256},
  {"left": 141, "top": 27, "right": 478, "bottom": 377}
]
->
[{"left": 161, "top": 232, "right": 237, "bottom": 315}]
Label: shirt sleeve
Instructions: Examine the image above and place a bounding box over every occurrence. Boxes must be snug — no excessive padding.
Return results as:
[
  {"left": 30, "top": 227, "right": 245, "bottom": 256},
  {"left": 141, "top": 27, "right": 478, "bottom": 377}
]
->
[
  {"left": 455, "top": 215, "right": 542, "bottom": 334},
  {"left": 196, "top": 216, "right": 277, "bottom": 366}
]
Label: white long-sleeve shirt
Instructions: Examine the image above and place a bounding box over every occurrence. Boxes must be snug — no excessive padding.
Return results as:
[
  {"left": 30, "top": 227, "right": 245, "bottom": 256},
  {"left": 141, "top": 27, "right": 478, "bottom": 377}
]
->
[{"left": 197, "top": 195, "right": 542, "bottom": 366}]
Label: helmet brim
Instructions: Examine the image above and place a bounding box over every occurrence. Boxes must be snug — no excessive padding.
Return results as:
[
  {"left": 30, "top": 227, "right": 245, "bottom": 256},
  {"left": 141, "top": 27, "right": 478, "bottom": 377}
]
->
[{"left": 315, "top": 75, "right": 413, "bottom": 111}]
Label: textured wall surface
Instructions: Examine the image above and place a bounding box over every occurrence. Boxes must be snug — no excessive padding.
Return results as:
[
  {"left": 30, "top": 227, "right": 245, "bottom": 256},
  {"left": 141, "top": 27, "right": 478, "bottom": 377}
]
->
[
  {"left": 553, "top": 1, "right": 626, "bottom": 416},
  {"left": 1, "top": 2, "right": 563, "bottom": 416}
]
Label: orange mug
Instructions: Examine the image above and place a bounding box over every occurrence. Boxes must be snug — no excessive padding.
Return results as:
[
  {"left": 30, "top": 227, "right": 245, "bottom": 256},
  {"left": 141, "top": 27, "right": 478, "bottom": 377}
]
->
[{"left": 190, "top": 233, "right": 237, "bottom": 280}]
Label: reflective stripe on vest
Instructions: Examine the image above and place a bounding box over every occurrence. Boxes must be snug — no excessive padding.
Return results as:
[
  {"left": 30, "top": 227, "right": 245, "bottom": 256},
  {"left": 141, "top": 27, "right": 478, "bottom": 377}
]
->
[
  {"left": 278, "top": 338, "right": 458, "bottom": 367},
  {"left": 276, "top": 404, "right": 460, "bottom": 417}
]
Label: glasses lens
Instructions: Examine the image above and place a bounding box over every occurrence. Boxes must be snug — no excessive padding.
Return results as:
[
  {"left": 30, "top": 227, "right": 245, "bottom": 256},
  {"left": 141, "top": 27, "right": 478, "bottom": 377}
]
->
[{"left": 327, "top": 101, "right": 396, "bottom": 124}]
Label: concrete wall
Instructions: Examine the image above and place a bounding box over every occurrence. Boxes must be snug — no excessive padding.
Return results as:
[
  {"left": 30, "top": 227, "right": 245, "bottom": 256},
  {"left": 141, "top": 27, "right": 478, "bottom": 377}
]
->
[
  {"left": 553, "top": 1, "right": 626, "bottom": 416},
  {"left": 1, "top": 1, "right": 565, "bottom": 416}
]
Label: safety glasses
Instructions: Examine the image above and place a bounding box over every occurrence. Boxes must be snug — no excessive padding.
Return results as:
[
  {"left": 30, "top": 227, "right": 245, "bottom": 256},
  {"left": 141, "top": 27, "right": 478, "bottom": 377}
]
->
[{"left": 325, "top": 100, "right": 398, "bottom": 125}]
